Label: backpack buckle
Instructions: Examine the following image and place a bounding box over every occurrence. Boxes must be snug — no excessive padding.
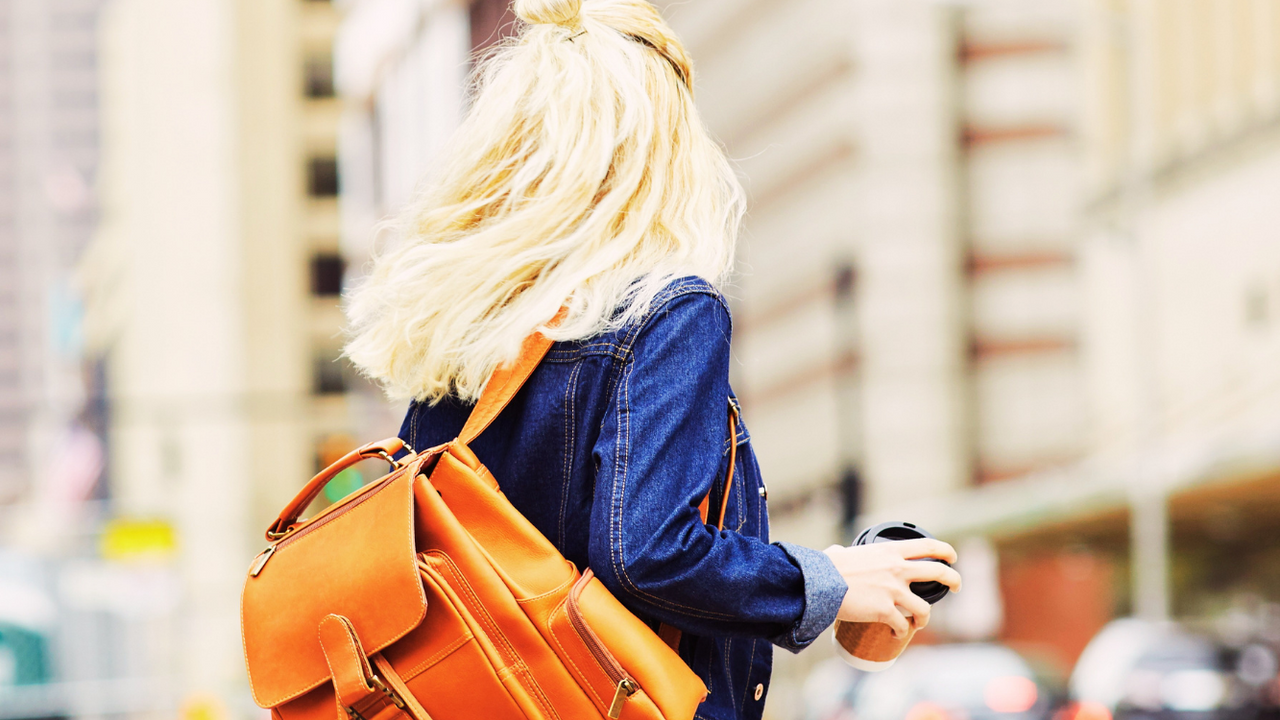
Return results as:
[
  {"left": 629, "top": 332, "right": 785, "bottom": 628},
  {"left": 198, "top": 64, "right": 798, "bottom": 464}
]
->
[
  {"left": 343, "top": 673, "right": 406, "bottom": 719},
  {"left": 371, "top": 675, "right": 407, "bottom": 710}
]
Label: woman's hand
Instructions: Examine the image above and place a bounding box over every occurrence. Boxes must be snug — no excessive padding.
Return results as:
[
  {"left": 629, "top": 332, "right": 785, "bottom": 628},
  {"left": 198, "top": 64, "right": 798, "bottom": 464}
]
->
[{"left": 822, "top": 539, "right": 962, "bottom": 638}]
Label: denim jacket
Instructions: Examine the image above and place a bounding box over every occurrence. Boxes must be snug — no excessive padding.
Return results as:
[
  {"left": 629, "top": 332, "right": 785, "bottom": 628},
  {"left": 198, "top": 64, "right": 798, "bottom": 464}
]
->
[{"left": 399, "top": 277, "right": 847, "bottom": 720}]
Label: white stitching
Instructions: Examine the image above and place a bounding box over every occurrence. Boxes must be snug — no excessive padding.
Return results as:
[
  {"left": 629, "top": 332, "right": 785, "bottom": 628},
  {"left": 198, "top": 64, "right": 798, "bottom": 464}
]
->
[
  {"left": 547, "top": 598, "right": 609, "bottom": 710},
  {"left": 246, "top": 474, "right": 426, "bottom": 708},
  {"left": 398, "top": 633, "right": 473, "bottom": 681},
  {"left": 612, "top": 355, "right": 735, "bottom": 620},
  {"left": 560, "top": 361, "right": 582, "bottom": 548},
  {"left": 739, "top": 639, "right": 757, "bottom": 711},
  {"left": 317, "top": 616, "right": 373, "bottom": 704},
  {"left": 422, "top": 552, "right": 562, "bottom": 720}
]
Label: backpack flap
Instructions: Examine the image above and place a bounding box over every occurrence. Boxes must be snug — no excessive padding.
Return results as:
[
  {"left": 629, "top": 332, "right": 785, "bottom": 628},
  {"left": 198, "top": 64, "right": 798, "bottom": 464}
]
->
[{"left": 240, "top": 465, "right": 427, "bottom": 708}]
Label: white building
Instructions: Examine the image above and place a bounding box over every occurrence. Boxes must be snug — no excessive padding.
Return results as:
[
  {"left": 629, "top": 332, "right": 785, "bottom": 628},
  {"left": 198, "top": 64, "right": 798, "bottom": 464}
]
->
[
  {"left": 0, "top": 0, "right": 104, "bottom": 507},
  {"left": 62, "top": 0, "right": 376, "bottom": 714}
]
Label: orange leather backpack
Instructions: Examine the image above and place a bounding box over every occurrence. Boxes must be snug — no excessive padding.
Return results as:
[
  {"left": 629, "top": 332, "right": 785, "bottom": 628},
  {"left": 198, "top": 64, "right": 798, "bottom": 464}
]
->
[{"left": 241, "top": 325, "right": 739, "bottom": 720}]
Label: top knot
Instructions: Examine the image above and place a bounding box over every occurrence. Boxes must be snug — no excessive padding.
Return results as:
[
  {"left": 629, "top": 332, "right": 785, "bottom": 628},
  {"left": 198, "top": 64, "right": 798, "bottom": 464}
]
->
[{"left": 515, "top": 0, "right": 583, "bottom": 28}]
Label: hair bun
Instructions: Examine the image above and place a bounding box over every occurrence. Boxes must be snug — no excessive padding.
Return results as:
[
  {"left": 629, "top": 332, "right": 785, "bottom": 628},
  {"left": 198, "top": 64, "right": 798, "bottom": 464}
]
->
[{"left": 515, "top": 0, "right": 583, "bottom": 28}]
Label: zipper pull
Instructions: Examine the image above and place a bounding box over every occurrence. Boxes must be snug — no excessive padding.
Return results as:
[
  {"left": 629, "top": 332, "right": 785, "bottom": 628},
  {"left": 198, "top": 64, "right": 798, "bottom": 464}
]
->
[
  {"left": 607, "top": 678, "right": 638, "bottom": 719},
  {"left": 249, "top": 545, "right": 277, "bottom": 577}
]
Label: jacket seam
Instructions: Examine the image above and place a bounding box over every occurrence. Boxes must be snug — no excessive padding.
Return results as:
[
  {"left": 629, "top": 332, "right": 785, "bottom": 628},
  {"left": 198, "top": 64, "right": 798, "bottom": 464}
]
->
[
  {"left": 559, "top": 362, "right": 582, "bottom": 549},
  {"left": 724, "top": 637, "right": 733, "bottom": 706},
  {"left": 408, "top": 403, "right": 420, "bottom": 450},
  {"left": 611, "top": 355, "right": 736, "bottom": 621},
  {"left": 738, "top": 638, "right": 757, "bottom": 712},
  {"left": 546, "top": 343, "right": 629, "bottom": 363},
  {"left": 599, "top": 278, "right": 727, "bottom": 437},
  {"left": 733, "top": 453, "right": 747, "bottom": 532},
  {"left": 617, "top": 281, "right": 731, "bottom": 358}
]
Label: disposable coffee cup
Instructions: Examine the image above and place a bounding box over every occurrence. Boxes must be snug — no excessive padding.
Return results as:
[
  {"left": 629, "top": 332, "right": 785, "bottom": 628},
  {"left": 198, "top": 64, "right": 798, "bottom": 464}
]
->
[{"left": 832, "top": 521, "right": 951, "bottom": 672}]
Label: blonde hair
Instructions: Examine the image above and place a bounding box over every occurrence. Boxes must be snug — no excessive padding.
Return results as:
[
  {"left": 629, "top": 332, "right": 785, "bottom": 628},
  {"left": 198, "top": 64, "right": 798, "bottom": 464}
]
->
[{"left": 344, "top": 0, "right": 744, "bottom": 403}]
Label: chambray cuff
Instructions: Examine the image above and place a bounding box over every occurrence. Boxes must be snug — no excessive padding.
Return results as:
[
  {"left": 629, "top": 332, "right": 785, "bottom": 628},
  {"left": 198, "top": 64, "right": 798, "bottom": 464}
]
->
[{"left": 770, "top": 541, "right": 848, "bottom": 653}]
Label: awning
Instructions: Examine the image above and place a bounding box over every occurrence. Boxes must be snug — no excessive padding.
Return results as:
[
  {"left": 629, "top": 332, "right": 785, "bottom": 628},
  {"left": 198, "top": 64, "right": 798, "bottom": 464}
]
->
[{"left": 866, "top": 415, "right": 1280, "bottom": 541}]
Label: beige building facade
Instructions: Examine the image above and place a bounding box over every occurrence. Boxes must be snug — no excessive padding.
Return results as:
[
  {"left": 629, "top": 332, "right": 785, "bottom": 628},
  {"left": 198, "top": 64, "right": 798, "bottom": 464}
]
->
[
  {"left": 670, "top": 0, "right": 1280, "bottom": 700},
  {"left": 71, "top": 0, "right": 369, "bottom": 713}
]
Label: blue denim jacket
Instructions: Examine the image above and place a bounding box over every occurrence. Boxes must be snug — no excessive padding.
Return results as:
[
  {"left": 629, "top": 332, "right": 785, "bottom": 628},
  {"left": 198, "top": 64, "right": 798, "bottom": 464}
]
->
[{"left": 399, "top": 277, "right": 847, "bottom": 720}]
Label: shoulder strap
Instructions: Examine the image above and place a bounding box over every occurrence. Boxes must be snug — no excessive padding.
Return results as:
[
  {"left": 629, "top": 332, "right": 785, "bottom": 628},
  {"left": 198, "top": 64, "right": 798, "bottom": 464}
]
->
[
  {"left": 458, "top": 315, "right": 740, "bottom": 657},
  {"left": 697, "top": 405, "right": 739, "bottom": 530},
  {"left": 457, "top": 311, "right": 564, "bottom": 445}
]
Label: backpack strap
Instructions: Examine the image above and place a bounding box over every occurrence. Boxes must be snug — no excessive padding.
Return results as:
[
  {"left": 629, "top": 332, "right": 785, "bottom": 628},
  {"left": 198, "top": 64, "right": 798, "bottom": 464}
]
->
[
  {"left": 699, "top": 405, "right": 740, "bottom": 530},
  {"left": 458, "top": 317, "right": 741, "bottom": 655},
  {"left": 457, "top": 310, "right": 566, "bottom": 445}
]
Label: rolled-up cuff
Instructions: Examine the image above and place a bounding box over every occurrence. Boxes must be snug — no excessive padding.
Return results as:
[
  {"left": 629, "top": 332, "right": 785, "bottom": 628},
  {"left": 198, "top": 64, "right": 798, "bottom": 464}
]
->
[{"left": 769, "top": 541, "right": 848, "bottom": 653}]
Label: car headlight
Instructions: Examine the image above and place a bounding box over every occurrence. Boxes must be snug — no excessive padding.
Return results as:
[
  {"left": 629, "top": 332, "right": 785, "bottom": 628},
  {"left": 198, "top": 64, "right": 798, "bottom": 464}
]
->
[
  {"left": 984, "top": 676, "right": 1038, "bottom": 713},
  {"left": 1160, "top": 670, "right": 1227, "bottom": 711}
]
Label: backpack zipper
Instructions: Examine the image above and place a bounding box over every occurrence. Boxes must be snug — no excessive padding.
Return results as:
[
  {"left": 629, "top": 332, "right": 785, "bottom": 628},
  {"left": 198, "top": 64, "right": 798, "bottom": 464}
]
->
[
  {"left": 565, "top": 570, "right": 639, "bottom": 719},
  {"left": 249, "top": 475, "right": 392, "bottom": 577}
]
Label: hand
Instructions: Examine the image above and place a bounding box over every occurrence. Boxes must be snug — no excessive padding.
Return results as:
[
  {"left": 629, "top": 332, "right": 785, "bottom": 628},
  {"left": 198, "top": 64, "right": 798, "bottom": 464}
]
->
[{"left": 822, "top": 539, "right": 961, "bottom": 638}]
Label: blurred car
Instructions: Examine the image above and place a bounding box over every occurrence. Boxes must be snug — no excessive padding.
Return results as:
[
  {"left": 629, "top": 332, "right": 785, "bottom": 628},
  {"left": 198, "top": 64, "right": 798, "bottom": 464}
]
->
[
  {"left": 0, "top": 574, "right": 61, "bottom": 720},
  {"left": 804, "top": 642, "right": 1060, "bottom": 720},
  {"left": 1067, "top": 619, "right": 1280, "bottom": 720}
]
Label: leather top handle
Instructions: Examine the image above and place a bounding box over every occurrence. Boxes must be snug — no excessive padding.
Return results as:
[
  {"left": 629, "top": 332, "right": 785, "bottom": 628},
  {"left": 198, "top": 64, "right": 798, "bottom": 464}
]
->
[
  {"left": 267, "top": 438, "right": 407, "bottom": 540},
  {"left": 266, "top": 309, "right": 565, "bottom": 541}
]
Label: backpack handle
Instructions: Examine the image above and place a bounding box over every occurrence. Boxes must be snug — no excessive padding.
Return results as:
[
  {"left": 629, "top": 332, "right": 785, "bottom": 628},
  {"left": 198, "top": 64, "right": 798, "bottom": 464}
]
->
[
  {"left": 266, "top": 437, "right": 408, "bottom": 540},
  {"left": 266, "top": 309, "right": 566, "bottom": 542}
]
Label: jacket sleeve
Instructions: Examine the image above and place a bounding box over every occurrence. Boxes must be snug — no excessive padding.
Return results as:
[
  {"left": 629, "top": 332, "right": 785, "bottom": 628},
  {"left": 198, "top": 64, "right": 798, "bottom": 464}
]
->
[{"left": 587, "top": 288, "right": 846, "bottom": 652}]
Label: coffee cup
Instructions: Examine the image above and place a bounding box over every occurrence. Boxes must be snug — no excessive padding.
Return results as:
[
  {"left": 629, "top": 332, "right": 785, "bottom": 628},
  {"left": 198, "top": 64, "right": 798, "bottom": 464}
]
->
[{"left": 832, "top": 521, "right": 951, "bottom": 672}]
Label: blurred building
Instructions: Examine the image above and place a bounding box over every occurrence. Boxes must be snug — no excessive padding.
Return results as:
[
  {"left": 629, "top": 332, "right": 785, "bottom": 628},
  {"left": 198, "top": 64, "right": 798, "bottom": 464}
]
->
[
  {"left": 60, "top": 0, "right": 393, "bottom": 713},
  {"left": 661, "top": 0, "right": 1280, "bottom": 702},
  {"left": 0, "top": 0, "right": 103, "bottom": 505},
  {"left": 0, "top": 0, "right": 111, "bottom": 707},
  {"left": 334, "top": 0, "right": 474, "bottom": 268}
]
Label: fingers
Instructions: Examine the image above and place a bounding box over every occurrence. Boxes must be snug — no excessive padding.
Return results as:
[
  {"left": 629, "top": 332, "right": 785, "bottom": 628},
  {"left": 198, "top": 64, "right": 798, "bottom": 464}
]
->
[
  {"left": 895, "top": 591, "right": 932, "bottom": 628},
  {"left": 903, "top": 560, "right": 964, "bottom": 592},
  {"left": 889, "top": 538, "right": 958, "bottom": 565},
  {"left": 878, "top": 605, "right": 911, "bottom": 639}
]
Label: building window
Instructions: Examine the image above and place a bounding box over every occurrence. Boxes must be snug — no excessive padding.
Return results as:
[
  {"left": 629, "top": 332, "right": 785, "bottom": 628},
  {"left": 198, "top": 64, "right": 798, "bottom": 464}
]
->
[
  {"left": 313, "top": 350, "right": 349, "bottom": 395},
  {"left": 308, "top": 157, "right": 340, "bottom": 197},
  {"left": 304, "top": 53, "right": 335, "bottom": 98},
  {"left": 311, "top": 253, "right": 345, "bottom": 297}
]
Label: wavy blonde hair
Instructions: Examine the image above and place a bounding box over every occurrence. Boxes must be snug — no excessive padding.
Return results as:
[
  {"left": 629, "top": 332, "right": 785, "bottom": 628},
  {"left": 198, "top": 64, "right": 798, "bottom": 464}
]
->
[{"left": 344, "top": 0, "right": 744, "bottom": 403}]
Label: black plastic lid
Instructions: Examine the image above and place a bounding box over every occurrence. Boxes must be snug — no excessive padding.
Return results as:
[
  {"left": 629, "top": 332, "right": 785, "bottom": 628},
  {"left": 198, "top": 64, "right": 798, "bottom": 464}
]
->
[{"left": 854, "top": 521, "right": 951, "bottom": 605}]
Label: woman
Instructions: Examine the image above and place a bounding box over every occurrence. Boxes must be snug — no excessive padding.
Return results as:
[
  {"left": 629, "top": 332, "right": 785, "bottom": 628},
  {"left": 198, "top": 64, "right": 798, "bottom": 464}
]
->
[{"left": 346, "top": 0, "right": 961, "bottom": 718}]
